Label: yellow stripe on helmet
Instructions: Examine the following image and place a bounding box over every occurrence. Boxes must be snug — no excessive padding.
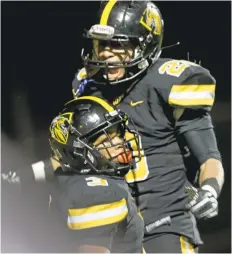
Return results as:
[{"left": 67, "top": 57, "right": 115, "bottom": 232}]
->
[
  {"left": 100, "top": 0, "right": 118, "bottom": 25},
  {"left": 65, "top": 96, "right": 114, "bottom": 113}
]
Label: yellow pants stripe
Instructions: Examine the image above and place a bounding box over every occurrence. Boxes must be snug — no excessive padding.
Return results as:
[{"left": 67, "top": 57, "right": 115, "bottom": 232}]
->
[{"left": 180, "top": 236, "right": 195, "bottom": 254}]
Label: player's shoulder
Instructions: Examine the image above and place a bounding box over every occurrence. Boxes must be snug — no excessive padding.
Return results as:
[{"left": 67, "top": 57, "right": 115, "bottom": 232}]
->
[
  {"left": 61, "top": 175, "right": 128, "bottom": 205},
  {"left": 146, "top": 58, "right": 216, "bottom": 109},
  {"left": 72, "top": 68, "right": 99, "bottom": 97},
  {"left": 58, "top": 175, "right": 129, "bottom": 230},
  {"left": 148, "top": 57, "right": 215, "bottom": 86},
  {"left": 71, "top": 68, "right": 86, "bottom": 97}
]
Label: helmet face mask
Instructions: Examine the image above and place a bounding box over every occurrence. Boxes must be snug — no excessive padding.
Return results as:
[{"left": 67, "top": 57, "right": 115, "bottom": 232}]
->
[
  {"left": 49, "top": 97, "right": 141, "bottom": 177},
  {"left": 81, "top": 1, "right": 164, "bottom": 85}
]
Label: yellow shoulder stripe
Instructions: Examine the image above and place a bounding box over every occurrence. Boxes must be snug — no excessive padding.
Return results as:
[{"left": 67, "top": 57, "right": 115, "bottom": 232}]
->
[
  {"left": 171, "top": 84, "right": 215, "bottom": 93},
  {"left": 168, "top": 84, "right": 215, "bottom": 106},
  {"left": 68, "top": 198, "right": 128, "bottom": 230}
]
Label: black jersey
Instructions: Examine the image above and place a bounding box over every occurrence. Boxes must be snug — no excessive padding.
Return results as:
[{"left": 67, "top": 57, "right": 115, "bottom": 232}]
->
[
  {"left": 72, "top": 58, "right": 216, "bottom": 244},
  {"left": 50, "top": 173, "right": 144, "bottom": 253}
]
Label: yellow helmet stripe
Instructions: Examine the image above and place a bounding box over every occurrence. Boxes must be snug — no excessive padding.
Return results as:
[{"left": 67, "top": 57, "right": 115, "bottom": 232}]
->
[
  {"left": 100, "top": 0, "right": 118, "bottom": 25},
  {"left": 65, "top": 96, "right": 114, "bottom": 113}
]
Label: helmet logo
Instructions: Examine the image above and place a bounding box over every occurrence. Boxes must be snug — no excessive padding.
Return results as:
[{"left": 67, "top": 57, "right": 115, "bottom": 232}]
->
[
  {"left": 50, "top": 113, "right": 73, "bottom": 144},
  {"left": 140, "top": 3, "right": 162, "bottom": 35}
]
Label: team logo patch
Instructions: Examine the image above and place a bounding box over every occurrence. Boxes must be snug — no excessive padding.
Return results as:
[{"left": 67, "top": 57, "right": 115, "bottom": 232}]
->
[
  {"left": 50, "top": 112, "right": 73, "bottom": 144},
  {"left": 140, "top": 2, "right": 162, "bottom": 35}
]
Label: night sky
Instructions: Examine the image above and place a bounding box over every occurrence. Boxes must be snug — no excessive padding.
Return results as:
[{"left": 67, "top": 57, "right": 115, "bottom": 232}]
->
[{"left": 2, "top": 1, "right": 231, "bottom": 134}]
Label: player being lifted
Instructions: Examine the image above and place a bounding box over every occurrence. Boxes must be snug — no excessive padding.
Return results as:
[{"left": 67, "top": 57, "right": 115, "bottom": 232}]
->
[{"left": 47, "top": 96, "right": 144, "bottom": 253}]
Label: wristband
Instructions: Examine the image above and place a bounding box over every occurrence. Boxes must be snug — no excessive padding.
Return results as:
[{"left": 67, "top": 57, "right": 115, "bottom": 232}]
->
[
  {"left": 31, "top": 159, "right": 55, "bottom": 182},
  {"left": 201, "top": 178, "right": 220, "bottom": 199}
]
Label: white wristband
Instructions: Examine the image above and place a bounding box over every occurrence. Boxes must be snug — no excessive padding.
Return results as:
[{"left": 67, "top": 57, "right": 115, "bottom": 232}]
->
[
  {"left": 201, "top": 184, "right": 218, "bottom": 199},
  {"left": 31, "top": 161, "right": 46, "bottom": 182}
]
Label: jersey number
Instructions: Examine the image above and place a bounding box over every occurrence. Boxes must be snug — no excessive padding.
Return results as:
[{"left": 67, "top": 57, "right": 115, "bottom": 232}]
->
[
  {"left": 158, "top": 60, "right": 199, "bottom": 77},
  {"left": 124, "top": 132, "right": 149, "bottom": 183},
  {"left": 86, "top": 177, "right": 108, "bottom": 187}
]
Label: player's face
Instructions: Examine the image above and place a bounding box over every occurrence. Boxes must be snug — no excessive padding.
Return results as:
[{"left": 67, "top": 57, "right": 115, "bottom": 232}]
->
[
  {"left": 97, "top": 41, "right": 133, "bottom": 81},
  {"left": 93, "top": 131, "right": 132, "bottom": 163}
]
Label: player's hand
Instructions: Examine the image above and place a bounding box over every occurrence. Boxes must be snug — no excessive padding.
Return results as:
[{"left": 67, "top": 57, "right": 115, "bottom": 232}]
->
[
  {"left": 1, "top": 170, "right": 21, "bottom": 184},
  {"left": 185, "top": 186, "right": 218, "bottom": 219}
]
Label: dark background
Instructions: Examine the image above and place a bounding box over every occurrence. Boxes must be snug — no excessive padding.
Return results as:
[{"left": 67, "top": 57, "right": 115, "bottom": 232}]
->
[{"left": 1, "top": 1, "right": 231, "bottom": 253}]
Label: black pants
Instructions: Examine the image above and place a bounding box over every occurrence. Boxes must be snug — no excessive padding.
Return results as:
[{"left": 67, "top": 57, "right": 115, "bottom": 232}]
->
[{"left": 143, "top": 233, "right": 199, "bottom": 253}]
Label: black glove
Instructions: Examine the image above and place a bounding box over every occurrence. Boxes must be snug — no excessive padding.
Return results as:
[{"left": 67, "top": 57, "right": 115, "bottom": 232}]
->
[{"left": 185, "top": 185, "right": 218, "bottom": 219}]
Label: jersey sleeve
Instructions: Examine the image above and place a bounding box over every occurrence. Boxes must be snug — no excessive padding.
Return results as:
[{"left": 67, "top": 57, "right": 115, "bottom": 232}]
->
[
  {"left": 152, "top": 59, "right": 216, "bottom": 112},
  {"left": 168, "top": 71, "right": 216, "bottom": 111},
  {"left": 67, "top": 198, "right": 128, "bottom": 249},
  {"left": 154, "top": 61, "right": 220, "bottom": 166},
  {"left": 58, "top": 176, "right": 128, "bottom": 250},
  {"left": 67, "top": 198, "right": 128, "bottom": 230}
]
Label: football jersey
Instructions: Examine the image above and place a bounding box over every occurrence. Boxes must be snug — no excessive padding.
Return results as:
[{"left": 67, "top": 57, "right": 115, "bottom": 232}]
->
[
  {"left": 72, "top": 58, "right": 216, "bottom": 244},
  {"left": 50, "top": 173, "right": 144, "bottom": 253}
]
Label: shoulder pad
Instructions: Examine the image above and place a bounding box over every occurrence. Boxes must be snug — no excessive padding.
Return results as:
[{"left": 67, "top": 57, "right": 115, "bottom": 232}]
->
[
  {"left": 72, "top": 68, "right": 86, "bottom": 97},
  {"left": 62, "top": 176, "right": 128, "bottom": 230},
  {"left": 149, "top": 58, "right": 216, "bottom": 111},
  {"left": 72, "top": 68, "right": 100, "bottom": 98}
]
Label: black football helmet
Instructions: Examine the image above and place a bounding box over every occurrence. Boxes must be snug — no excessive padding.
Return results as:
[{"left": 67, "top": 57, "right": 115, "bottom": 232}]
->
[
  {"left": 49, "top": 96, "right": 141, "bottom": 176},
  {"left": 81, "top": 0, "right": 164, "bottom": 85}
]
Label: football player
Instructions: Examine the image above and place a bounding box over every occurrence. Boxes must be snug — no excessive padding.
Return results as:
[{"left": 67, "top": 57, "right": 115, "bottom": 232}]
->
[
  {"left": 47, "top": 96, "right": 144, "bottom": 253},
  {"left": 70, "top": 1, "right": 225, "bottom": 253},
  {"left": 2, "top": 1, "right": 225, "bottom": 253}
]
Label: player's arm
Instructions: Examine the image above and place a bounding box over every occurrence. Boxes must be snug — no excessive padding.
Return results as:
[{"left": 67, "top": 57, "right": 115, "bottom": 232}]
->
[
  {"left": 1, "top": 156, "right": 60, "bottom": 187},
  {"left": 199, "top": 158, "right": 224, "bottom": 194},
  {"left": 153, "top": 60, "right": 224, "bottom": 219},
  {"left": 65, "top": 184, "right": 128, "bottom": 252},
  {"left": 177, "top": 110, "right": 224, "bottom": 193},
  {"left": 182, "top": 123, "right": 224, "bottom": 219},
  {"left": 172, "top": 72, "right": 224, "bottom": 219},
  {"left": 182, "top": 126, "right": 224, "bottom": 189},
  {"left": 67, "top": 201, "right": 126, "bottom": 252}
]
